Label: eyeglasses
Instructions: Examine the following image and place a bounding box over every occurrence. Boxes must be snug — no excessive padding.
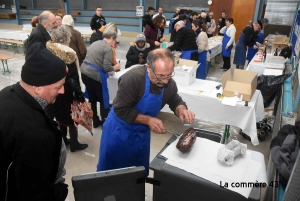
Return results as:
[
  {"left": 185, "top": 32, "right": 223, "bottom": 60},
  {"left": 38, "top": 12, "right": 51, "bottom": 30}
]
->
[{"left": 149, "top": 66, "right": 175, "bottom": 81}]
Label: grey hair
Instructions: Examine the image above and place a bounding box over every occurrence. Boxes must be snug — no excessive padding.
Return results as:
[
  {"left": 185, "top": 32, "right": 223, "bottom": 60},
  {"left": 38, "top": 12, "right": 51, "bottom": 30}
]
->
[
  {"left": 51, "top": 25, "right": 71, "bottom": 44},
  {"left": 175, "top": 20, "right": 185, "bottom": 27},
  {"left": 103, "top": 23, "right": 118, "bottom": 40},
  {"left": 209, "top": 12, "right": 214, "bottom": 16},
  {"left": 62, "top": 15, "right": 74, "bottom": 27},
  {"left": 39, "top": 11, "right": 52, "bottom": 24},
  {"left": 146, "top": 49, "right": 174, "bottom": 71},
  {"left": 105, "top": 22, "right": 117, "bottom": 32}
]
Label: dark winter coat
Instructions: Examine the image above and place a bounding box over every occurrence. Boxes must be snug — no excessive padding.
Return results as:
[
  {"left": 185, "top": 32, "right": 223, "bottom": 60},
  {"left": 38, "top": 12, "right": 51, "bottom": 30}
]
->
[
  {"left": 90, "top": 14, "right": 106, "bottom": 31},
  {"left": 46, "top": 42, "right": 85, "bottom": 126},
  {"left": 0, "top": 83, "right": 67, "bottom": 201},
  {"left": 26, "top": 23, "right": 51, "bottom": 54},
  {"left": 125, "top": 42, "right": 150, "bottom": 68},
  {"left": 270, "top": 119, "right": 300, "bottom": 187},
  {"left": 168, "top": 27, "right": 198, "bottom": 52},
  {"left": 142, "top": 12, "right": 154, "bottom": 31}
]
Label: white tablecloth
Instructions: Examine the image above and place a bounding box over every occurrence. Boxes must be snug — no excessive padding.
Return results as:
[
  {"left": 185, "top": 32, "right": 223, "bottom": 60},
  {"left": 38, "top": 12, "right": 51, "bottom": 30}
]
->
[
  {"left": 247, "top": 55, "right": 285, "bottom": 76},
  {"left": 208, "top": 36, "right": 223, "bottom": 59},
  {"left": 161, "top": 79, "right": 265, "bottom": 146},
  {"left": 107, "top": 71, "right": 265, "bottom": 145}
]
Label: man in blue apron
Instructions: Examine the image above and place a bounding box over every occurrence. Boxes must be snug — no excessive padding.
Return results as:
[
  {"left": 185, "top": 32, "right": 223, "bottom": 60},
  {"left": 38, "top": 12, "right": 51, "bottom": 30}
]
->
[
  {"left": 219, "top": 17, "right": 236, "bottom": 71},
  {"left": 233, "top": 21, "right": 262, "bottom": 69},
  {"left": 97, "top": 49, "right": 195, "bottom": 176},
  {"left": 168, "top": 20, "right": 199, "bottom": 61},
  {"left": 246, "top": 19, "right": 267, "bottom": 62}
]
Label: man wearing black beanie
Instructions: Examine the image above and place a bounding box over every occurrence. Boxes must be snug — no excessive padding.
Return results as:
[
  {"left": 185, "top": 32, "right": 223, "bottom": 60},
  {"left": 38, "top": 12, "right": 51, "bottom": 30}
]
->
[{"left": 0, "top": 43, "right": 68, "bottom": 201}]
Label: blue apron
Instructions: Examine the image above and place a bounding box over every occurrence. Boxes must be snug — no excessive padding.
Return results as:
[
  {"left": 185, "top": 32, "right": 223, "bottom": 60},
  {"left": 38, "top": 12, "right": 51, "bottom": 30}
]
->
[
  {"left": 222, "top": 29, "right": 233, "bottom": 57},
  {"left": 180, "top": 49, "right": 198, "bottom": 60},
  {"left": 233, "top": 32, "right": 247, "bottom": 66},
  {"left": 83, "top": 61, "right": 110, "bottom": 109},
  {"left": 196, "top": 50, "right": 208, "bottom": 79},
  {"left": 97, "top": 69, "right": 164, "bottom": 176},
  {"left": 246, "top": 32, "right": 264, "bottom": 61}
]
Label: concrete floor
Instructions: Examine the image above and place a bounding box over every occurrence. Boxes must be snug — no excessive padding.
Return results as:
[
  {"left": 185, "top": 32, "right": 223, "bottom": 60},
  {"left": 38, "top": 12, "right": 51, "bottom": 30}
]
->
[{"left": 0, "top": 30, "right": 272, "bottom": 201}]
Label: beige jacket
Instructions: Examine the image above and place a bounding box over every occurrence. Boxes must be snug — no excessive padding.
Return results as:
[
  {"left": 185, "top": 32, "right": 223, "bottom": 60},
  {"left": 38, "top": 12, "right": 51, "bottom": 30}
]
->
[{"left": 196, "top": 32, "right": 210, "bottom": 61}]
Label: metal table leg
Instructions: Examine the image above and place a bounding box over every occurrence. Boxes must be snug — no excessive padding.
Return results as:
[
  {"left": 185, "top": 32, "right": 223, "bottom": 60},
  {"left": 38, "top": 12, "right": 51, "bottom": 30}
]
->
[
  {"left": 221, "top": 125, "right": 230, "bottom": 144},
  {"left": 1, "top": 59, "right": 11, "bottom": 74}
]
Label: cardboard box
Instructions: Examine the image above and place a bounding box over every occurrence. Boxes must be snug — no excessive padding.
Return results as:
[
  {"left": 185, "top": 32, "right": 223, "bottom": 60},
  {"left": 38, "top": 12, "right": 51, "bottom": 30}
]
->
[
  {"left": 172, "top": 58, "right": 199, "bottom": 86},
  {"left": 221, "top": 69, "right": 258, "bottom": 101}
]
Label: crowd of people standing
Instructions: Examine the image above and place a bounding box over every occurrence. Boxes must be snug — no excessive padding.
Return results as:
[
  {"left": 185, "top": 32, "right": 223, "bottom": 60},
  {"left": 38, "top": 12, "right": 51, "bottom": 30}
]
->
[{"left": 0, "top": 6, "right": 268, "bottom": 200}]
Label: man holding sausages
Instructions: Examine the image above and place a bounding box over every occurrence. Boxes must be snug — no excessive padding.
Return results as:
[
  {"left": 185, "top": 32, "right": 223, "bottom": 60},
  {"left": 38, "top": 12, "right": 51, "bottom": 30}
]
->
[{"left": 97, "top": 48, "right": 195, "bottom": 175}]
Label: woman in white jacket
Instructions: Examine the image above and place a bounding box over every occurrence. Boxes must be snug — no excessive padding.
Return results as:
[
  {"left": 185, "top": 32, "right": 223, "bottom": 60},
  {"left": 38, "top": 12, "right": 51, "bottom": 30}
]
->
[{"left": 220, "top": 17, "right": 236, "bottom": 71}]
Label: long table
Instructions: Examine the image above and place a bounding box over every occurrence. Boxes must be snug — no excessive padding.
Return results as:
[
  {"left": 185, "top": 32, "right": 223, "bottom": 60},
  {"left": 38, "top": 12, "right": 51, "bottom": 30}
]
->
[
  {"left": 247, "top": 55, "right": 285, "bottom": 76},
  {"left": 107, "top": 68, "right": 265, "bottom": 145},
  {"left": 208, "top": 36, "right": 223, "bottom": 59}
]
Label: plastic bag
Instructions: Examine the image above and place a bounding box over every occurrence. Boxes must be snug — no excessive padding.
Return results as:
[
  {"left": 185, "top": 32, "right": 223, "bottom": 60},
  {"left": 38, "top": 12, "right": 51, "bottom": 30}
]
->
[
  {"left": 70, "top": 100, "right": 93, "bottom": 135},
  {"left": 256, "top": 74, "right": 290, "bottom": 108}
]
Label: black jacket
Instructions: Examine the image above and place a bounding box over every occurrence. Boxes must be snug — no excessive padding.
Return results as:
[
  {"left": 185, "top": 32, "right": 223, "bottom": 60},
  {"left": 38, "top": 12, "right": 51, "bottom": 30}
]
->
[
  {"left": 90, "top": 30, "right": 103, "bottom": 44},
  {"left": 242, "top": 25, "right": 259, "bottom": 47},
  {"left": 142, "top": 12, "right": 154, "bottom": 30},
  {"left": 125, "top": 43, "right": 150, "bottom": 68},
  {"left": 90, "top": 14, "right": 106, "bottom": 31},
  {"left": 0, "top": 83, "right": 68, "bottom": 201},
  {"left": 168, "top": 27, "right": 198, "bottom": 52},
  {"left": 270, "top": 120, "right": 300, "bottom": 187},
  {"left": 26, "top": 23, "right": 51, "bottom": 53}
]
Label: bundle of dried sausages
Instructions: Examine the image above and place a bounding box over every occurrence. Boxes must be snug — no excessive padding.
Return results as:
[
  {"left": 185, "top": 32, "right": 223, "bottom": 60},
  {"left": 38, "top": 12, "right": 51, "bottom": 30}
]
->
[
  {"left": 71, "top": 100, "right": 93, "bottom": 135},
  {"left": 176, "top": 127, "right": 197, "bottom": 154}
]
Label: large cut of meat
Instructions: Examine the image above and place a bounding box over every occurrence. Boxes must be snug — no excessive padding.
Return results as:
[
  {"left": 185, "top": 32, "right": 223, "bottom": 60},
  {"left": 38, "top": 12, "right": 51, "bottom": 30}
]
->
[
  {"left": 70, "top": 100, "right": 93, "bottom": 135},
  {"left": 176, "top": 127, "right": 197, "bottom": 154}
]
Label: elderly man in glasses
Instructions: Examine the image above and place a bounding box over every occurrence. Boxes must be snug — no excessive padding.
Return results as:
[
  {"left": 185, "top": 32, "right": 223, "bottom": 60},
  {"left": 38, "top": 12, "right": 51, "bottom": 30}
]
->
[{"left": 97, "top": 48, "right": 195, "bottom": 176}]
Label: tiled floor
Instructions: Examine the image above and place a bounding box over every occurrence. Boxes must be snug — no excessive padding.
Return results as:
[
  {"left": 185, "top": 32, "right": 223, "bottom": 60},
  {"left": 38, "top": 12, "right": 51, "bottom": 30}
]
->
[{"left": 0, "top": 30, "right": 271, "bottom": 201}]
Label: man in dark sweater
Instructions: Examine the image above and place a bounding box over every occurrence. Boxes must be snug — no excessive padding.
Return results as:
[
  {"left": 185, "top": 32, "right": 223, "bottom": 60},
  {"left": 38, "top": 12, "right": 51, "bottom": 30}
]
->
[
  {"left": 90, "top": 6, "right": 106, "bottom": 32},
  {"left": 168, "top": 20, "right": 199, "bottom": 61},
  {"left": 218, "top": 11, "right": 227, "bottom": 36},
  {"left": 97, "top": 49, "right": 195, "bottom": 176},
  {"left": 142, "top": 6, "right": 155, "bottom": 32}
]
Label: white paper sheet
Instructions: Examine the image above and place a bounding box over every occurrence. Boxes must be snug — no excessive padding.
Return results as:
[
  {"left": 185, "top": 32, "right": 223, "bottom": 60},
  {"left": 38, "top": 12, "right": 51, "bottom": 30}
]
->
[
  {"left": 263, "top": 69, "right": 283, "bottom": 76},
  {"left": 222, "top": 96, "right": 239, "bottom": 106},
  {"left": 185, "top": 79, "right": 220, "bottom": 93},
  {"left": 161, "top": 138, "right": 265, "bottom": 198}
]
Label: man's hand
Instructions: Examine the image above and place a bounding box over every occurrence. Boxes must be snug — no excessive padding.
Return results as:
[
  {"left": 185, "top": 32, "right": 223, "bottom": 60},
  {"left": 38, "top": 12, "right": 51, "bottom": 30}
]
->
[
  {"left": 256, "top": 42, "right": 261, "bottom": 47},
  {"left": 253, "top": 45, "right": 258, "bottom": 49},
  {"left": 114, "top": 63, "right": 121, "bottom": 71},
  {"left": 154, "top": 41, "right": 160, "bottom": 46},
  {"left": 148, "top": 117, "right": 165, "bottom": 134},
  {"left": 160, "top": 38, "right": 165, "bottom": 42},
  {"left": 176, "top": 105, "right": 195, "bottom": 124},
  {"left": 225, "top": 46, "right": 228, "bottom": 50}
]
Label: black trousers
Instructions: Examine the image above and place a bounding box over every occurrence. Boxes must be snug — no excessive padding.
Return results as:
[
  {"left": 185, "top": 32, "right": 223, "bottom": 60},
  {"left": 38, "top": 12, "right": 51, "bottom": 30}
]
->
[
  {"left": 81, "top": 74, "right": 109, "bottom": 121},
  {"left": 223, "top": 56, "right": 231, "bottom": 69}
]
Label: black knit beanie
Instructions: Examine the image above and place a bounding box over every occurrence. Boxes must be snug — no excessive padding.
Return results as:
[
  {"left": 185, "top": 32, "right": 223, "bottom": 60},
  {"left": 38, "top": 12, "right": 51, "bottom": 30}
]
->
[{"left": 21, "top": 42, "right": 67, "bottom": 86}]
